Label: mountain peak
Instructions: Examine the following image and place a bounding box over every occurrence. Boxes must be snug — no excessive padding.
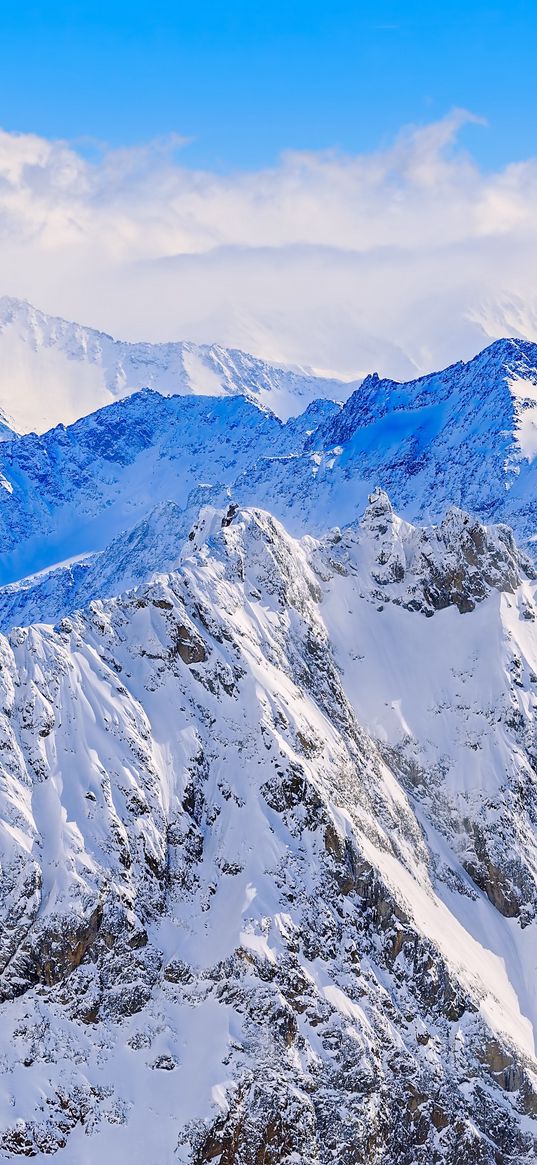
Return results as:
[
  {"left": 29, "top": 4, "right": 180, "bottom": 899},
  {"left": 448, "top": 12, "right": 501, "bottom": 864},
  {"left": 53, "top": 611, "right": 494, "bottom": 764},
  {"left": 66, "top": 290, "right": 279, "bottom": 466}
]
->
[{"left": 361, "top": 486, "right": 394, "bottom": 523}]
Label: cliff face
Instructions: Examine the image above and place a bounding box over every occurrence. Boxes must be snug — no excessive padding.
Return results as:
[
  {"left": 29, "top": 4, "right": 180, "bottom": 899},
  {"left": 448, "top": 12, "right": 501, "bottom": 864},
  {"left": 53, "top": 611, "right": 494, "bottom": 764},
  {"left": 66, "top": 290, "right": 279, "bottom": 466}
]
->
[{"left": 1, "top": 502, "right": 536, "bottom": 1163}]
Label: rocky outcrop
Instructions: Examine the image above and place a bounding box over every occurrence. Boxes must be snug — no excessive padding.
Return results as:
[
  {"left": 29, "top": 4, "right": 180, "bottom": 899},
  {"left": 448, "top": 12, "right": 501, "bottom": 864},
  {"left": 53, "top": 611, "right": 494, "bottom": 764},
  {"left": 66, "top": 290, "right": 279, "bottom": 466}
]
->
[{"left": 347, "top": 488, "right": 534, "bottom": 615}]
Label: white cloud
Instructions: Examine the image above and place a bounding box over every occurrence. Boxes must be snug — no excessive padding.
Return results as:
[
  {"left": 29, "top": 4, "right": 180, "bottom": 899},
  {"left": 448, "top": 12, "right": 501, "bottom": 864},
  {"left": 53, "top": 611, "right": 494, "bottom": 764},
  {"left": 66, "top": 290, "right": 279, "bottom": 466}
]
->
[{"left": 0, "top": 110, "right": 537, "bottom": 377}]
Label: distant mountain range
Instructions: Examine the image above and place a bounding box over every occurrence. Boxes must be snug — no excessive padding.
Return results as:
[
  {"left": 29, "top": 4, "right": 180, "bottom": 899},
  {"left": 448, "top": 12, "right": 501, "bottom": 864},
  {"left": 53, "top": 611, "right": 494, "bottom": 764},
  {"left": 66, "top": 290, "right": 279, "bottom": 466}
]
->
[{"left": 0, "top": 297, "right": 355, "bottom": 432}]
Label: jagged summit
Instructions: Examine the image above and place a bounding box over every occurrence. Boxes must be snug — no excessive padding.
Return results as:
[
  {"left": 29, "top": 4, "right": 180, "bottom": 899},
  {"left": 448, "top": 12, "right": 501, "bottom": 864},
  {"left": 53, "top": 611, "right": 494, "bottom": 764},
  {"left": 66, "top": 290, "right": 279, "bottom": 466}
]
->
[
  {"left": 315, "top": 333, "right": 537, "bottom": 450},
  {"left": 239, "top": 333, "right": 537, "bottom": 544},
  {"left": 348, "top": 489, "right": 533, "bottom": 614},
  {"left": 360, "top": 485, "right": 394, "bottom": 523}
]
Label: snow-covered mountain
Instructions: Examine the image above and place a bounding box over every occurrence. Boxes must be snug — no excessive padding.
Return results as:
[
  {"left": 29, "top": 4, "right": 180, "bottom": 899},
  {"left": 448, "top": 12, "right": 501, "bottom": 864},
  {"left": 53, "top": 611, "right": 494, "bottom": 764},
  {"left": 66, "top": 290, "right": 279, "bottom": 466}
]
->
[
  {"left": 0, "top": 298, "right": 351, "bottom": 432},
  {"left": 0, "top": 392, "right": 286, "bottom": 586},
  {"left": 3, "top": 333, "right": 537, "bottom": 1161},
  {"left": 1, "top": 498, "right": 537, "bottom": 1162}
]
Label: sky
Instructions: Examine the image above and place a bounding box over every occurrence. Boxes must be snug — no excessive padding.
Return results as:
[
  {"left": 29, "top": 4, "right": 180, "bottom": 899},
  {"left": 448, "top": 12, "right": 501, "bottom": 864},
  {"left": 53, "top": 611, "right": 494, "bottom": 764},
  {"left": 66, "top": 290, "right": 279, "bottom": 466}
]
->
[
  {"left": 1, "top": 1, "right": 535, "bottom": 172},
  {"left": 0, "top": 2, "right": 536, "bottom": 376}
]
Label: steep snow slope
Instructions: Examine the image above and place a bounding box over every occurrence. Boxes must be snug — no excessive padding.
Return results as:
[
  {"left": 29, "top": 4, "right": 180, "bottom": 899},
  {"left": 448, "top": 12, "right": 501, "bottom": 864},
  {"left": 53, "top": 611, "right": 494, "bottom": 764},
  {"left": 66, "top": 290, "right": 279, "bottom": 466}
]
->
[
  {"left": 0, "top": 392, "right": 286, "bottom": 586},
  {"left": 0, "top": 415, "right": 14, "bottom": 442},
  {"left": 0, "top": 501, "right": 536, "bottom": 1162},
  {"left": 0, "top": 298, "right": 350, "bottom": 431}
]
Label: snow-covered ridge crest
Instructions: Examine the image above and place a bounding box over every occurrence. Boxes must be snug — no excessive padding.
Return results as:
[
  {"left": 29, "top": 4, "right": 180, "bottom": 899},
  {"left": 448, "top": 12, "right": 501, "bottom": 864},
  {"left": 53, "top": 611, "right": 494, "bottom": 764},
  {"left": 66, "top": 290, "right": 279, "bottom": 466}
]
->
[
  {"left": 2, "top": 334, "right": 537, "bottom": 595},
  {"left": 228, "top": 335, "right": 537, "bottom": 548}
]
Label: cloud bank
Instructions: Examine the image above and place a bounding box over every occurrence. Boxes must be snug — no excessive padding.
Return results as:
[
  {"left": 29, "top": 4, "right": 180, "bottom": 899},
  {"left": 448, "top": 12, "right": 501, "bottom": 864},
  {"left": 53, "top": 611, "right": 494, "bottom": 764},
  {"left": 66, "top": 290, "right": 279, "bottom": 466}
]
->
[{"left": 1, "top": 109, "right": 537, "bottom": 377}]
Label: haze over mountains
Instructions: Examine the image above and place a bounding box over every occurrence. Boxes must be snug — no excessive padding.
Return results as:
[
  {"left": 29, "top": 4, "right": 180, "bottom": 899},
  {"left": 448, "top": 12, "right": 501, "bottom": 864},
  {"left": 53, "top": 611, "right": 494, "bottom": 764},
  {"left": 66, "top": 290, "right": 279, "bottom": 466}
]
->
[
  {"left": 2, "top": 306, "right": 537, "bottom": 1161},
  {"left": 0, "top": 298, "right": 354, "bottom": 432}
]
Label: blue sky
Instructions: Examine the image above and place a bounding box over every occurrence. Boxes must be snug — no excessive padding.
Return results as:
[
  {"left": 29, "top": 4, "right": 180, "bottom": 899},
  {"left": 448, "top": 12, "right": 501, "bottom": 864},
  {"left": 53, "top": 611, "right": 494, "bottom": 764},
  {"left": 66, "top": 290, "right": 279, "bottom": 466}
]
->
[
  {"left": 0, "top": 0, "right": 535, "bottom": 170},
  {"left": 0, "top": 2, "right": 536, "bottom": 371}
]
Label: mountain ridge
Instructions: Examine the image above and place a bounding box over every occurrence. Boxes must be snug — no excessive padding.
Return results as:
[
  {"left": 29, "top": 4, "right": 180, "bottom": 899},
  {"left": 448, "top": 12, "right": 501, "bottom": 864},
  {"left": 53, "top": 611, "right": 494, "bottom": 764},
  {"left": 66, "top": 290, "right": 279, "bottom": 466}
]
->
[{"left": 2, "top": 333, "right": 537, "bottom": 607}]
